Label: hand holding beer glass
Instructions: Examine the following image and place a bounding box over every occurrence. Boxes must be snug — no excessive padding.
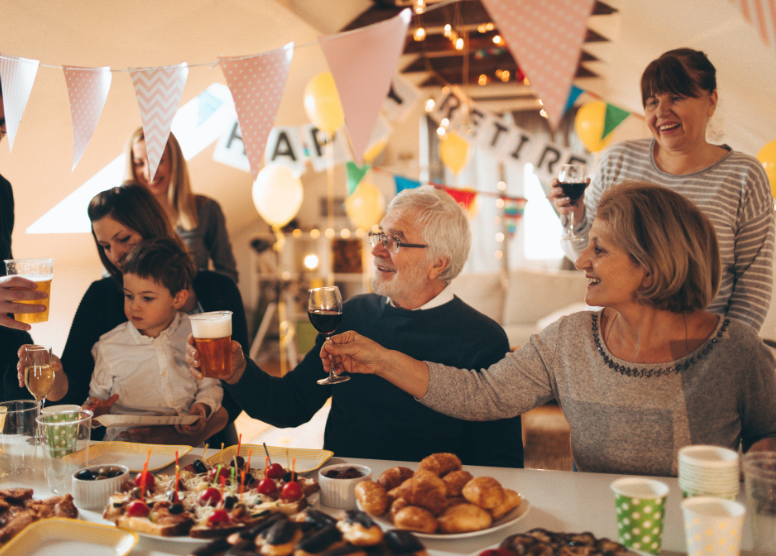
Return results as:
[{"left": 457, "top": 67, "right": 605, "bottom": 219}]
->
[
  {"left": 3, "top": 258, "right": 54, "bottom": 325},
  {"left": 190, "top": 311, "right": 233, "bottom": 379}
]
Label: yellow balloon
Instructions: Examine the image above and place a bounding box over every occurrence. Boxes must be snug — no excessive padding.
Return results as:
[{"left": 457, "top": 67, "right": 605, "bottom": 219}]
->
[
  {"left": 345, "top": 181, "right": 385, "bottom": 229},
  {"left": 440, "top": 132, "right": 469, "bottom": 175},
  {"left": 252, "top": 164, "right": 304, "bottom": 227},
  {"left": 304, "top": 72, "right": 345, "bottom": 134},
  {"left": 363, "top": 137, "right": 388, "bottom": 165},
  {"left": 575, "top": 101, "right": 613, "bottom": 153},
  {"left": 757, "top": 139, "right": 776, "bottom": 197}
]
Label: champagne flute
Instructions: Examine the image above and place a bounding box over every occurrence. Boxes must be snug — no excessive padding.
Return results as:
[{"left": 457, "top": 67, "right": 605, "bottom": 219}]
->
[
  {"left": 23, "top": 345, "right": 54, "bottom": 411},
  {"left": 308, "top": 286, "right": 348, "bottom": 385},
  {"left": 559, "top": 163, "right": 587, "bottom": 242}
]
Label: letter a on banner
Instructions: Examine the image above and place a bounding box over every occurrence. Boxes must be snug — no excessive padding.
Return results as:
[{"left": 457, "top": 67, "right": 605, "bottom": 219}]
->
[
  {"left": 219, "top": 43, "right": 294, "bottom": 180},
  {"left": 0, "top": 54, "right": 39, "bottom": 153},
  {"left": 130, "top": 63, "right": 189, "bottom": 182},
  {"left": 318, "top": 9, "right": 411, "bottom": 165},
  {"left": 63, "top": 66, "right": 112, "bottom": 170}
]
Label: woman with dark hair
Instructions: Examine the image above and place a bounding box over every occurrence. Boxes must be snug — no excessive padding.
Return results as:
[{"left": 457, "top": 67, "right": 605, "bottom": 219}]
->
[
  {"left": 311, "top": 183, "right": 776, "bottom": 477},
  {"left": 125, "top": 128, "right": 238, "bottom": 282},
  {"left": 54, "top": 183, "right": 247, "bottom": 446},
  {"left": 551, "top": 48, "right": 774, "bottom": 332}
]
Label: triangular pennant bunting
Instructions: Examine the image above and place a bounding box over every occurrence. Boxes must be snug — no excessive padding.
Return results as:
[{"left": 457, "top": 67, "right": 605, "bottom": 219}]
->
[
  {"left": 63, "top": 66, "right": 112, "bottom": 170},
  {"left": 319, "top": 9, "right": 411, "bottom": 165},
  {"left": 602, "top": 103, "right": 630, "bottom": 139},
  {"left": 346, "top": 161, "right": 371, "bottom": 196},
  {"left": 564, "top": 85, "right": 584, "bottom": 114},
  {"left": 442, "top": 186, "right": 477, "bottom": 210},
  {"left": 0, "top": 54, "right": 39, "bottom": 152},
  {"left": 481, "top": 0, "right": 595, "bottom": 129},
  {"left": 219, "top": 43, "right": 294, "bottom": 179},
  {"left": 130, "top": 63, "right": 189, "bottom": 181},
  {"left": 394, "top": 175, "right": 421, "bottom": 195}
]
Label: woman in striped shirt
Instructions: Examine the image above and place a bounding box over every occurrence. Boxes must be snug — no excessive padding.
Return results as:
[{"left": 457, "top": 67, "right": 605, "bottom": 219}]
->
[{"left": 552, "top": 48, "right": 774, "bottom": 332}]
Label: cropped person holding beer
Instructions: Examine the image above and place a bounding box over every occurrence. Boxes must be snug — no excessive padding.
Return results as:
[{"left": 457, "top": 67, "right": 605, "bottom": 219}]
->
[{"left": 82, "top": 237, "right": 223, "bottom": 441}]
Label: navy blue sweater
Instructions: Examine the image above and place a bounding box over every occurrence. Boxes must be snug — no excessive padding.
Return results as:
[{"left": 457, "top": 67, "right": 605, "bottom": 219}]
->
[{"left": 229, "top": 294, "right": 523, "bottom": 467}]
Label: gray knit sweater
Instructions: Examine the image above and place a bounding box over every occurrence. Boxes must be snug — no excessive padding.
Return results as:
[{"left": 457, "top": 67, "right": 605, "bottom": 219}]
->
[
  {"left": 421, "top": 310, "right": 776, "bottom": 476},
  {"left": 561, "top": 139, "right": 775, "bottom": 331}
]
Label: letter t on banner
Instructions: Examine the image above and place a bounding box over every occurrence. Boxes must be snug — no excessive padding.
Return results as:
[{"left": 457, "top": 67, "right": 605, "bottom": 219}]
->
[
  {"left": 318, "top": 9, "right": 411, "bottom": 165},
  {"left": 63, "top": 66, "right": 112, "bottom": 171},
  {"left": 0, "top": 54, "right": 40, "bottom": 153},
  {"left": 130, "top": 63, "right": 189, "bottom": 182},
  {"left": 219, "top": 43, "right": 294, "bottom": 180}
]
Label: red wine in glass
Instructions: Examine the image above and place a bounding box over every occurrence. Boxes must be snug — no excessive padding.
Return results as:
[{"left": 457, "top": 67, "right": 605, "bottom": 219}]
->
[
  {"left": 559, "top": 182, "right": 586, "bottom": 203},
  {"left": 559, "top": 164, "right": 587, "bottom": 241},
  {"left": 308, "top": 286, "right": 349, "bottom": 385}
]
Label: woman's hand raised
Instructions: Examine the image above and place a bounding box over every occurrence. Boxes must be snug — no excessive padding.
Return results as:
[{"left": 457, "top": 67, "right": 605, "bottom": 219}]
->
[{"left": 321, "top": 332, "right": 431, "bottom": 399}]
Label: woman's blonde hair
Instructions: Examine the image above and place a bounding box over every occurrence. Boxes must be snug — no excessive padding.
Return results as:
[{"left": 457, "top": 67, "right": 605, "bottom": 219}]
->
[
  {"left": 597, "top": 182, "right": 720, "bottom": 313},
  {"left": 124, "top": 127, "right": 199, "bottom": 230}
]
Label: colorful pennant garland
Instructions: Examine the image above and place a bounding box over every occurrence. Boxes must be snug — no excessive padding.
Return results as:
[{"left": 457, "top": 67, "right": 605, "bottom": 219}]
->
[
  {"left": 0, "top": 54, "right": 39, "bottom": 152},
  {"left": 63, "top": 66, "right": 112, "bottom": 170},
  {"left": 346, "top": 161, "right": 371, "bottom": 196}
]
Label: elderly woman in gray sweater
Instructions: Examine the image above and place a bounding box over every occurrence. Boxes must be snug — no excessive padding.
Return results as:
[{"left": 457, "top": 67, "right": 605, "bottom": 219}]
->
[{"left": 321, "top": 182, "right": 776, "bottom": 477}]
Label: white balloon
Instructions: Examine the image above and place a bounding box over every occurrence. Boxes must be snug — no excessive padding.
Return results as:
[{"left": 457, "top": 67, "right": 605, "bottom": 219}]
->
[{"left": 252, "top": 164, "right": 304, "bottom": 227}]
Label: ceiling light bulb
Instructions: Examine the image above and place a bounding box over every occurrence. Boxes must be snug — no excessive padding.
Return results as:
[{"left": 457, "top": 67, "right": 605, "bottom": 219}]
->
[
  {"left": 493, "top": 35, "right": 503, "bottom": 45},
  {"left": 425, "top": 98, "right": 435, "bottom": 112},
  {"left": 414, "top": 27, "right": 426, "bottom": 41},
  {"left": 437, "top": 126, "right": 446, "bottom": 136},
  {"left": 494, "top": 250, "right": 503, "bottom": 260},
  {"left": 478, "top": 74, "right": 488, "bottom": 86},
  {"left": 496, "top": 198, "right": 505, "bottom": 208},
  {"left": 415, "top": 0, "right": 425, "bottom": 14},
  {"left": 539, "top": 109, "right": 548, "bottom": 118},
  {"left": 538, "top": 98, "right": 543, "bottom": 105},
  {"left": 440, "top": 117, "right": 449, "bottom": 127},
  {"left": 497, "top": 181, "right": 506, "bottom": 191},
  {"left": 303, "top": 254, "right": 319, "bottom": 270},
  {"left": 477, "top": 24, "right": 487, "bottom": 33},
  {"left": 486, "top": 23, "right": 495, "bottom": 31},
  {"left": 444, "top": 24, "right": 452, "bottom": 37},
  {"left": 455, "top": 37, "right": 464, "bottom": 50},
  {"left": 325, "top": 228, "right": 335, "bottom": 239},
  {"left": 501, "top": 70, "right": 510, "bottom": 82},
  {"left": 340, "top": 229, "right": 351, "bottom": 239},
  {"left": 310, "top": 229, "right": 320, "bottom": 239},
  {"left": 292, "top": 228, "right": 302, "bottom": 238}
]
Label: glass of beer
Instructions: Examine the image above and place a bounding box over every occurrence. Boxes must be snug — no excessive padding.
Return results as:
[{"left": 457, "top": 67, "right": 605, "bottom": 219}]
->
[
  {"left": 4, "top": 258, "right": 54, "bottom": 324},
  {"left": 190, "top": 311, "right": 233, "bottom": 379},
  {"left": 23, "top": 345, "right": 55, "bottom": 408}
]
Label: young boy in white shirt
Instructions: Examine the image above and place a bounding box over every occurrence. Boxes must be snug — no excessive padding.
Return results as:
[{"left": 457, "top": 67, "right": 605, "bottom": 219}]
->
[{"left": 83, "top": 237, "right": 222, "bottom": 442}]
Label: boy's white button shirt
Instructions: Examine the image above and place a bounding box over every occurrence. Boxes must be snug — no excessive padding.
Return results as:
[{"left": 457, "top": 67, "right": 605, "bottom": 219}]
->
[{"left": 89, "top": 312, "right": 223, "bottom": 418}]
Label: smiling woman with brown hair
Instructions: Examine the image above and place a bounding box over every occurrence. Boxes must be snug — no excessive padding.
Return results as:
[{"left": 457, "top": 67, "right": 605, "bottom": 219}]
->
[{"left": 322, "top": 182, "right": 776, "bottom": 477}]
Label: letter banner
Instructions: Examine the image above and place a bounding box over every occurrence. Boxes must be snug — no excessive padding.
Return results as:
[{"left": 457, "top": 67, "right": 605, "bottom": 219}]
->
[
  {"left": 219, "top": 43, "right": 294, "bottom": 179},
  {"left": 394, "top": 174, "right": 421, "bottom": 194},
  {"left": 130, "top": 62, "right": 189, "bottom": 182},
  {"left": 319, "top": 9, "right": 411, "bottom": 165},
  {"left": 63, "top": 66, "right": 112, "bottom": 171},
  {"left": 481, "top": 0, "right": 595, "bottom": 130},
  {"left": 0, "top": 54, "right": 39, "bottom": 153}
]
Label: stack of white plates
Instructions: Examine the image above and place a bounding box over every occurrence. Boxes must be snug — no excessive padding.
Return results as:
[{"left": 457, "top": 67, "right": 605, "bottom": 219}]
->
[{"left": 678, "top": 445, "right": 740, "bottom": 500}]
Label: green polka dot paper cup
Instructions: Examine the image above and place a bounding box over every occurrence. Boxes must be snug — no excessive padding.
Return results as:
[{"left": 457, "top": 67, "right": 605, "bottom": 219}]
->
[
  {"left": 681, "top": 496, "right": 745, "bottom": 556},
  {"left": 36, "top": 410, "right": 92, "bottom": 495},
  {"left": 611, "top": 477, "right": 670, "bottom": 555}
]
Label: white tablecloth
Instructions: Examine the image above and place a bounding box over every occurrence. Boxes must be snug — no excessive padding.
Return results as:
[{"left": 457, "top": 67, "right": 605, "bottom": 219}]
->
[{"left": 2, "top": 447, "right": 757, "bottom": 556}]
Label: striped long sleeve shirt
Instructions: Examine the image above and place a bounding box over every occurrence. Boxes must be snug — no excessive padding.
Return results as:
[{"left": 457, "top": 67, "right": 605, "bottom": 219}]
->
[{"left": 561, "top": 138, "right": 775, "bottom": 332}]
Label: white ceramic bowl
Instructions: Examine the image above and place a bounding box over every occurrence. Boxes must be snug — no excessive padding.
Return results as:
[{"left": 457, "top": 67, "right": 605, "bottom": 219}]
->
[
  {"left": 318, "top": 463, "right": 371, "bottom": 509},
  {"left": 72, "top": 464, "right": 129, "bottom": 511}
]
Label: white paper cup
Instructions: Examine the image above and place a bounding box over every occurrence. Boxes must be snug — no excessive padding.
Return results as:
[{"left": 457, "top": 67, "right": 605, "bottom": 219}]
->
[
  {"left": 678, "top": 445, "right": 740, "bottom": 500},
  {"left": 681, "top": 496, "right": 745, "bottom": 556},
  {"left": 318, "top": 464, "right": 372, "bottom": 509}
]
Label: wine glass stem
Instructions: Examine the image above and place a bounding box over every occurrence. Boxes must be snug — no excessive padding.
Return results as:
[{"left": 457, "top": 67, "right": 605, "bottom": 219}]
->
[{"left": 326, "top": 334, "right": 336, "bottom": 379}]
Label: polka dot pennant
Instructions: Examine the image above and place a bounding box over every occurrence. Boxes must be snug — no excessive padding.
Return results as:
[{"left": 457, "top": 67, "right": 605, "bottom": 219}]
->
[
  {"left": 129, "top": 63, "right": 189, "bottom": 183},
  {"left": 219, "top": 43, "right": 294, "bottom": 180},
  {"left": 63, "top": 66, "right": 112, "bottom": 171},
  {"left": 0, "top": 53, "right": 39, "bottom": 153},
  {"left": 479, "top": 0, "right": 595, "bottom": 130},
  {"left": 614, "top": 493, "right": 666, "bottom": 555}
]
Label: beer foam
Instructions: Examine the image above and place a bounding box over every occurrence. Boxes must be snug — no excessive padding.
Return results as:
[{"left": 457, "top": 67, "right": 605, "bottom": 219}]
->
[
  {"left": 17, "top": 274, "right": 52, "bottom": 281},
  {"left": 190, "top": 313, "right": 232, "bottom": 338}
]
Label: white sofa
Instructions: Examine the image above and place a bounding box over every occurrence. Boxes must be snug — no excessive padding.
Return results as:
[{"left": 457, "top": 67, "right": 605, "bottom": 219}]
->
[{"left": 447, "top": 267, "right": 591, "bottom": 348}]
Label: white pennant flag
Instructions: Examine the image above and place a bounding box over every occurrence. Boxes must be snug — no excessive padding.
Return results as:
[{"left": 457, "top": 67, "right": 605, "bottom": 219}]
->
[
  {"left": 0, "top": 54, "right": 40, "bottom": 152},
  {"left": 129, "top": 63, "right": 189, "bottom": 181},
  {"left": 63, "top": 66, "right": 112, "bottom": 170}
]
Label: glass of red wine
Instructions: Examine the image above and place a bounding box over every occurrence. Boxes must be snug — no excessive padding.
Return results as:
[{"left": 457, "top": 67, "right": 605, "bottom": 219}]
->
[
  {"left": 308, "top": 286, "right": 348, "bottom": 385},
  {"left": 559, "top": 163, "right": 587, "bottom": 242}
]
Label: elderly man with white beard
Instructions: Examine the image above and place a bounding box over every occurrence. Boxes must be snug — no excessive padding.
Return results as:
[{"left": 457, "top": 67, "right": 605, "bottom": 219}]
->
[{"left": 186, "top": 185, "right": 523, "bottom": 467}]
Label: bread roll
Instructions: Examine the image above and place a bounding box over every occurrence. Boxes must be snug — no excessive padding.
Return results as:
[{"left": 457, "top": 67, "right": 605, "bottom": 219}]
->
[
  {"left": 442, "top": 470, "right": 473, "bottom": 497},
  {"left": 417, "top": 453, "right": 461, "bottom": 477},
  {"left": 489, "top": 489, "right": 521, "bottom": 520},
  {"left": 462, "top": 477, "right": 505, "bottom": 509},
  {"left": 354, "top": 481, "right": 390, "bottom": 517},
  {"left": 393, "top": 506, "right": 438, "bottom": 534},
  {"left": 397, "top": 471, "right": 447, "bottom": 515},
  {"left": 377, "top": 467, "right": 414, "bottom": 491},
  {"left": 390, "top": 497, "right": 408, "bottom": 520},
  {"left": 436, "top": 503, "right": 492, "bottom": 534}
]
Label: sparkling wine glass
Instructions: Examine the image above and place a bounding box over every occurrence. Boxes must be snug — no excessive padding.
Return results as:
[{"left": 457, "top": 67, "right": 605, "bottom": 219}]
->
[
  {"left": 559, "top": 163, "right": 587, "bottom": 242},
  {"left": 21, "top": 345, "right": 54, "bottom": 443},
  {"left": 308, "top": 286, "right": 348, "bottom": 385}
]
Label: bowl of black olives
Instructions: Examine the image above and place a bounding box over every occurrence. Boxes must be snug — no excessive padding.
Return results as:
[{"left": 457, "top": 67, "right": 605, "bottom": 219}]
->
[{"left": 72, "top": 464, "right": 129, "bottom": 510}]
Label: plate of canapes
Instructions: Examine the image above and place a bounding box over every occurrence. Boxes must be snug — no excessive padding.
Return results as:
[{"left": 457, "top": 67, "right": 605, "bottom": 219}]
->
[{"left": 355, "top": 452, "right": 530, "bottom": 539}]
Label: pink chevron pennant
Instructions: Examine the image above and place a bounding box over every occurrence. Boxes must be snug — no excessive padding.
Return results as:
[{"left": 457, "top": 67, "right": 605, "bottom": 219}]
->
[
  {"left": 318, "top": 9, "right": 411, "bottom": 165},
  {"left": 481, "top": 0, "right": 595, "bottom": 130},
  {"left": 129, "top": 63, "right": 189, "bottom": 181},
  {"left": 219, "top": 43, "right": 294, "bottom": 179},
  {"left": 729, "top": 0, "right": 776, "bottom": 54},
  {"left": 63, "top": 66, "right": 112, "bottom": 170},
  {"left": 0, "top": 54, "right": 40, "bottom": 152}
]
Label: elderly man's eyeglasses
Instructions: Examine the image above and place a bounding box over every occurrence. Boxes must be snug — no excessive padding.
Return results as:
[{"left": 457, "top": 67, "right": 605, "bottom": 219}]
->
[{"left": 368, "top": 231, "right": 428, "bottom": 253}]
